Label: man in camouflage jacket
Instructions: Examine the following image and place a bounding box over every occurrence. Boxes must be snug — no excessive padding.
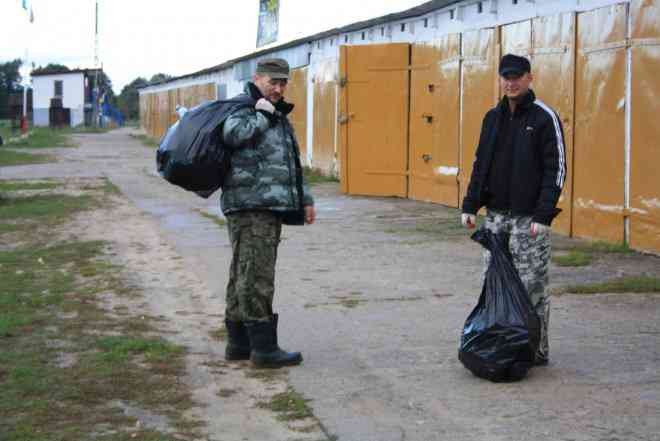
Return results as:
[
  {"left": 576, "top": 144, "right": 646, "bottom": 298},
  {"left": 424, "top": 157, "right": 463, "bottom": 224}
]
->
[{"left": 221, "top": 58, "right": 315, "bottom": 368}]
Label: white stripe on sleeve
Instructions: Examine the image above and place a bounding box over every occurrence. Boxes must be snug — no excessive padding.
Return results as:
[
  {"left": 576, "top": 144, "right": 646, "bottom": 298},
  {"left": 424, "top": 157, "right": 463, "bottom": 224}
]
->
[{"left": 535, "top": 99, "right": 566, "bottom": 188}]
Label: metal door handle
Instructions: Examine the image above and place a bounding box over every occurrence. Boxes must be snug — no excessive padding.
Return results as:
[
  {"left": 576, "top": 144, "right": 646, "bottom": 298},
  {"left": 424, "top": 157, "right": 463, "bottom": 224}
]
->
[
  {"left": 421, "top": 113, "right": 433, "bottom": 123},
  {"left": 422, "top": 154, "right": 432, "bottom": 162}
]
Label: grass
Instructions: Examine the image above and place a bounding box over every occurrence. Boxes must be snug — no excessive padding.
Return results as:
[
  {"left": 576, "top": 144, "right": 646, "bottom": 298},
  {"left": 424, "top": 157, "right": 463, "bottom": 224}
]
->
[
  {"left": 0, "top": 181, "right": 202, "bottom": 439},
  {"left": 0, "top": 194, "right": 92, "bottom": 235},
  {"left": 553, "top": 239, "right": 635, "bottom": 267},
  {"left": 258, "top": 388, "right": 314, "bottom": 421},
  {"left": 0, "top": 180, "right": 59, "bottom": 192},
  {"left": 560, "top": 276, "right": 660, "bottom": 294},
  {"left": 553, "top": 250, "right": 593, "bottom": 267},
  {"left": 6, "top": 127, "right": 75, "bottom": 148},
  {"left": 383, "top": 215, "right": 473, "bottom": 241},
  {"left": 96, "top": 335, "right": 183, "bottom": 363},
  {"left": 303, "top": 166, "right": 339, "bottom": 185},
  {"left": 130, "top": 133, "right": 159, "bottom": 148},
  {"left": 197, "top": 209, "right": 227, "bottom": 227},
  {"left": 0, "top": 119, "right": 12, "bottom": 142},
  {"left": 0, "top": 149, "right": 54, "bottom": 166}
]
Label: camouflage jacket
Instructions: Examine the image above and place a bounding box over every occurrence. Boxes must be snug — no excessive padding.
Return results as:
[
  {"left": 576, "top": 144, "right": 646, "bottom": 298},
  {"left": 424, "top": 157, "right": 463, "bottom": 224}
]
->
[{"left": 220, "top": 82, "right": 313, "bottom": 224}]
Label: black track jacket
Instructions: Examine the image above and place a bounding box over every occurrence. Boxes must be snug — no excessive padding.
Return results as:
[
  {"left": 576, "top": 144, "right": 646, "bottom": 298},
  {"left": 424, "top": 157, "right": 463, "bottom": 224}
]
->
[{"left": 461, "top": 90, "right": 567, "bottom": 226}]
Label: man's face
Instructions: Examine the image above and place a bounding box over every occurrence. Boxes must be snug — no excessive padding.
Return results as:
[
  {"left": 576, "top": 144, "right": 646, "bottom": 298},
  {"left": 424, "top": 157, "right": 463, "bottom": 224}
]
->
[
  {"left": 500, "top": 72, "right": 533, "bottom": 100},
  {"left": 253, "top": 74, "right": 288, "bottom": 103}
]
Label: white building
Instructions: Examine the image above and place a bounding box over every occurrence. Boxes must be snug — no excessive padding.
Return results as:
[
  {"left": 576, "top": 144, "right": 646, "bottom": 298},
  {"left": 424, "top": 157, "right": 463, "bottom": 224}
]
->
[{"left": 31, "top": 68, "right": 100, "bottom": 127}]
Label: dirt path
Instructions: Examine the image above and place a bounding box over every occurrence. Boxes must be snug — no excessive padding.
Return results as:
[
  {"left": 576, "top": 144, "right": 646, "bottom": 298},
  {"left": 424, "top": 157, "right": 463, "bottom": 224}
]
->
[{"left": 2, "top": 128, "right": 659, "bottom": 441}]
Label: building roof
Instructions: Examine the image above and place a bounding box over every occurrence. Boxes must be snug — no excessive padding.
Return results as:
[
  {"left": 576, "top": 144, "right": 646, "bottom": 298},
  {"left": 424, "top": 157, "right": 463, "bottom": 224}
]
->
[
  {"left": 31, "top": 68, "right": 102, "bottom": 77},
  {"left": 140, "top": 0, "right": 460, "bottom": 89}
]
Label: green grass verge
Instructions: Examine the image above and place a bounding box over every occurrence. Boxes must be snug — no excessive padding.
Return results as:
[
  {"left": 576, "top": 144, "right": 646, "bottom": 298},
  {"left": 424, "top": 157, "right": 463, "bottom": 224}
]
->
[
  {"left": 553, "top": 250, "right": 593, "bottom": 267},
  {"left": 0, "top": 149, "right": 54, "bottom": 166},
  {"left": 6, "top": 127, "right": 75, "bottom": 148},
  {"left": 0, "top": 179, "right": 202, "bottom": 439},
  {"left": 130, "top": 133, "right": 159, "bottom": 148},
  {"left": 0, "top": 180, "right": 59, "bottom": 192},
  {"left": 561, "top": 276, "right": 660, "bottom": 294},
  {"left": 303, "top": 166, "right": 339, "bottom": 185},
  {"left": 258, "top": 388, "right": 314, "bottom": 421},
  {"left": 574, "top": 240, "right": 634, "bottom": 254},
  {"left": 196, "top": 209, "right": 226, "bottom": 227}
]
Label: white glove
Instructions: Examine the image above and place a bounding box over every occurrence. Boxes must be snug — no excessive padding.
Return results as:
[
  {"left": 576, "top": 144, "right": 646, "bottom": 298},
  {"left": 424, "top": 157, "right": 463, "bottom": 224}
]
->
[
  {"left": 530, "top": 222, "right": 550, "bottom": 237},
  {"left": 255, "top": 98, "right": 275, "bottom": 114},
  {"left": 461, "top": 213, "right": 476, "bottom": 229}
]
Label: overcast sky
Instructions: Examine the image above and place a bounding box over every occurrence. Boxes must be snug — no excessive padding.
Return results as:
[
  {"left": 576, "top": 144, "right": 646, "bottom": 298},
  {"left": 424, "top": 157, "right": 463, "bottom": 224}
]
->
[{"left": 1, "top": 0, "right": 426, "bottom": 94}]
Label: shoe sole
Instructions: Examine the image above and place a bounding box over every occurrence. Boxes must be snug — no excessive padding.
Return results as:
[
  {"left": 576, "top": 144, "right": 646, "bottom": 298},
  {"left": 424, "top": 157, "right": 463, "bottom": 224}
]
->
[{"left": 251, "top": 357, "right": 303, "bottom": 369}]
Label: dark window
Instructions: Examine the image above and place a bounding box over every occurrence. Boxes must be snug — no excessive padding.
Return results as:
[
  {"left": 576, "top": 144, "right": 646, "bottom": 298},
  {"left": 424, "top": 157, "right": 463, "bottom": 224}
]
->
[
  {"left": 54, "top": 80, "right": 63, "bottom": 97},
  {"left": 424, "top": 18, "right": 428, "bottom": 28},
  {"left": 513, "top": 0, "right": 518, "bottom": 4},
  {"left": 381, "top": 27, "right": 385, "bottom": 36},
  {"left": 361, "top": 32, "right": 365, "bottom": 40},
  {"left": 317, "top": 41, "right": 321, "bottom": 49},
  {"left": 477, "top": 2, "right": 483, "bottom": 13},
  {"left": 344, "top": 35, "right": 349, "bottom": 43},
  {"left": 401, "top": 23, "right": 406, "bottom": 32},
  {"left": 330, "top": 39, "right": 333, "bottom": 46},
  {"left": 450, "top": 9, "right": 455, "bottom": 20}
]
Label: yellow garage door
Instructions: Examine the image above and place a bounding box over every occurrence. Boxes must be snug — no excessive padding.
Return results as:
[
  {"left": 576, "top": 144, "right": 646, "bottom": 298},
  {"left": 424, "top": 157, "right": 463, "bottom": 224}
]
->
[
  {"left": 339, "top": 43, "right": 410, "bottom": 197},
  {"left": 574, "top": 4, "right": 627, "bottom": 243},
  {"left": 532, "top": 13, "right": 577, "bottom": 236},
  {"left": 630, "top": 0, "right": 660, "bottom": 253},
  {"left": 313, "top": 59, "right": 338, "bottom": 176},
  {"left": 409, "top": 34, "right": 461, "bottom": 206},
  {"left": 288, "top": 67, "right": 308, "bottom": 162},
  {"left": 459, "top": 28, "right": 499, "bottom": 206}
]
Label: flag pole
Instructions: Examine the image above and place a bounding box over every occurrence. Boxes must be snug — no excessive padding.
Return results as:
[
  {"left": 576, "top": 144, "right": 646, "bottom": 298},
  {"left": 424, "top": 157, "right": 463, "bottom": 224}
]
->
[{"left": 20, "top": 2, "right": 33, "bottom": 134}]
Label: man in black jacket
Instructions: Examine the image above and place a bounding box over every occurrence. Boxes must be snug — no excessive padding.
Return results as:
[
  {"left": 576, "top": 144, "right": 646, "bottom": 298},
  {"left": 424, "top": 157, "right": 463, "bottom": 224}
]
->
[{"left": 461, "top": 54, "right": 566, "bottom": 365}]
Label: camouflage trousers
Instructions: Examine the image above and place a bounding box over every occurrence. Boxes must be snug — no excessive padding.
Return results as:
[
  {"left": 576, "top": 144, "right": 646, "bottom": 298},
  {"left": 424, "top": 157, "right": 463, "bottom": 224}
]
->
[
  {"left": 225, "top": 211, "right": 282, "bottom": 322},
  {"left": 483, "top": 210, "right": 551, "bottom": 362}
]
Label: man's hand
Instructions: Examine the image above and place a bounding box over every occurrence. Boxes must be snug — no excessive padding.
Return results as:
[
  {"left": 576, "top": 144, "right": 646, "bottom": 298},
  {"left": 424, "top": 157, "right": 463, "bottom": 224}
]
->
[
  {"left": 255, "top": 98, "right": 275, "bottom": 114},
  {"left": 530, "top": 222, "right": 550, "bottom": 237},
  {"left": 304, "top": 205, "right": 316, "bottom": 225},
  {"left": 461, "top": 213, "right": 476, "bottom": 229}
]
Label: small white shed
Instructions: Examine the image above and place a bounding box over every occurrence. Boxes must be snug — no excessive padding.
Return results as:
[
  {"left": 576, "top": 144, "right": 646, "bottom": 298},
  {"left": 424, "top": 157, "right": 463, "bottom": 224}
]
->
[{"left": 31, "top": 68, "right": 100, "bottom": 127}]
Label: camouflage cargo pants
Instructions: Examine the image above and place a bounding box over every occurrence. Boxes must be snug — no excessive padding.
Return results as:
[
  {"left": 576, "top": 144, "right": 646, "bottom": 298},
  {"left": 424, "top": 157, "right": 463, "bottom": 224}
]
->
[
  {"left": 483, "top": 210, "right": 551, "bottom": 362},
  {"left": 225, "top": 211, "right": 282, "bottom": 322}
]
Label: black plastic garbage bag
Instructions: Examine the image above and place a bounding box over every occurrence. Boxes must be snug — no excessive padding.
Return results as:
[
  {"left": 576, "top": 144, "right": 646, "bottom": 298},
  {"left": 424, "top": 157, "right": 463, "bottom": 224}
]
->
[
  {"left": 156, "top": 98, "right": 253, "bottom": 197},
  {"left": 458, "top": 228, "right": 541, "bottom": 382}
]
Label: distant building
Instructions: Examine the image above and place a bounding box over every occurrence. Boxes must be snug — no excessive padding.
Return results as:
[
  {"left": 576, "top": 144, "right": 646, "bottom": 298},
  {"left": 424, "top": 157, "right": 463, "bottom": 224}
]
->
[{"left": 31, "top": 68, "right": 101, "bottom": 127}]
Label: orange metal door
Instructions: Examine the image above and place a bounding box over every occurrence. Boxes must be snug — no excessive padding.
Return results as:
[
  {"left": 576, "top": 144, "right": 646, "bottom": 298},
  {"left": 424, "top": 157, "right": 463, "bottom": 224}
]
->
[
  {"left": 531, "top": 13, "right": 577, "bottom": 236},
  {"left": 630, "top": 0, "right": 660, "bottom": 253},
  {"left": 339, "top": 44, "right": 410, "bottom": 197},
  {"left": 459, "top": 29, "right": 499, "bottom": 205},
  {"left": 313, "top": 59, "right": 338, "bottom": 175},
  {"left": 574, "top": 4, "right": 627, "bottom": 243},
  {"left": 409, "top": 34, "right": 461, "bottom": 206},
  {"left": 288, "top": 67, "right": 308, "bottom": 161}
]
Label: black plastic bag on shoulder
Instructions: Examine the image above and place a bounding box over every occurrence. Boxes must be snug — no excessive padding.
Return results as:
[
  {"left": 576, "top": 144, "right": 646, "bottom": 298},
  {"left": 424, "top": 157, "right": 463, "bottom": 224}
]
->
[
  {"left": 458, "top": 228, "right": 541, "bottom": 382},
  {"left": 156, "top": 98, "right": 253, "bottom": 197}
]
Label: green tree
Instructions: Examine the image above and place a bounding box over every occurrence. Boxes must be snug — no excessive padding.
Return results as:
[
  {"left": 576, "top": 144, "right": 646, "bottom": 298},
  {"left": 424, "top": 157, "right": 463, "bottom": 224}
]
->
[
  {"left": 31, "top": 63, "right": 70, "bottom": 74},
  {"left": 0, "top": 59, "right": 23, "bottom": 119},
  {"left": 149, "top": 73, "right": 172, "bottom": 84},
  {"left": 117, "top": 76, "right": 148, "bottom": 120}
]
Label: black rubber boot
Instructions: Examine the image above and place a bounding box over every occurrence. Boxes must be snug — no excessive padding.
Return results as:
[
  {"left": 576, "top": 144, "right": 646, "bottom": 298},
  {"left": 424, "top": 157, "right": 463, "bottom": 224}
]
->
[
  {"left": 224, "top": 319, "right": 251, "bottom": 361},
  {"left": 246, "top": 318, "right": 302, "bottom": 368}
]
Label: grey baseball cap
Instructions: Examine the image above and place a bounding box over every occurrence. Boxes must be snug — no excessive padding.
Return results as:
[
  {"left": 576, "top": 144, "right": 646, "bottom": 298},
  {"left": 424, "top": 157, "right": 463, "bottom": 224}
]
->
[{"left": 256, "top": 58, "right": 290, "bottom": 79}]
